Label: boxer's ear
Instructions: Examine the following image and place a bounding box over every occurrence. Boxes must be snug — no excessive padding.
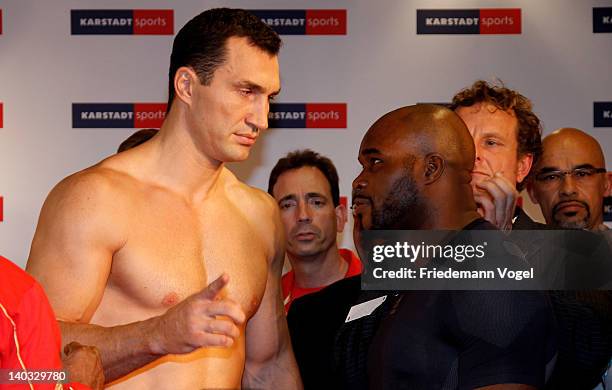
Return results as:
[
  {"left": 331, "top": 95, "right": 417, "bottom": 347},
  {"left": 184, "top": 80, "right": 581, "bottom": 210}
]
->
[
  {"left": 174, "top": 67, "right": 198, "bottom": 107},
  {"left": 423, "top": 153, "right": 445, "bottom": 185}
]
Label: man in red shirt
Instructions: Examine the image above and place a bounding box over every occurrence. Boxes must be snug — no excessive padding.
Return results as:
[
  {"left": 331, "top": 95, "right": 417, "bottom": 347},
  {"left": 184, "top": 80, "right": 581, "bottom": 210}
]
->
[
  {"left": 268, "top": 150, "right": 361, "bottom": 311},
  {"left": 0, "top": 255, "right": 103, "bottom": 389}
]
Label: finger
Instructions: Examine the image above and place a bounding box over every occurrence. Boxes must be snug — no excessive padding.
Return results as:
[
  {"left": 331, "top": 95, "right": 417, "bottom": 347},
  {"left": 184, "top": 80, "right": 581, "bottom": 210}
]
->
[
  {"left": 197, "top": 273, "right": 230, "bottom": 300},
  {"left": 86, "top": 345, "right": 102, "bottom": 360},
  {"left": 476, "top": 180, "right": 506, "bottom": 212},
  {"left": 205, "top": 318, "right": 241, "bottom": 339},
  {"left": 204, "top": 300, "right": 246, "bottom": 325},
  {"left": 63, "top": 341, "right": 83, "bottom": 356},
  {"left": 475, "top": 205, "right": 486, "bottom": 218},
  {"left": 491, "top": 174, "right": 518, "bottom": 207},
  {"left": 198, "top": 332, "right": 235, "bottom": 348},
  {"left": 473, "top": 192, "right": 497, "bottom": 226},
  {"left": 492, "top": 172, "right": 517, "bottom": 193},
  {"left": 476, "top": 176, "right": 517, "bottom": 226},
  {"left": 492, "top": 174, "right": 518, "bottom": 223}
]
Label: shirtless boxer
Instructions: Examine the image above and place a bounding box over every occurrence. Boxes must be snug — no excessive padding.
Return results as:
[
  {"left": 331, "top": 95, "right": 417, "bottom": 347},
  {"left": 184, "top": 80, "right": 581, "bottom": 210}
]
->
[{"left": 26, "top": 8, "right": 301, "bottom": 389}]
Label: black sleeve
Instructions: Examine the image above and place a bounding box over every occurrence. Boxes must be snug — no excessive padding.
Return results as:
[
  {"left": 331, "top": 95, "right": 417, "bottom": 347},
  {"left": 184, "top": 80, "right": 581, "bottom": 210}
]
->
[{"left": 445, "top": 291, "right": 554, "bottom": 390}]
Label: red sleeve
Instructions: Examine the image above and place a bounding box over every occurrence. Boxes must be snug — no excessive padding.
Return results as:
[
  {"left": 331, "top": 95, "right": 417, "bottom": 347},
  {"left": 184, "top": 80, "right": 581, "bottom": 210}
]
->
[
  {"left": 64, "top": 384, "right": 93, "bottom": 390},
  {"left": 15, "top": 281, "right": 63, "bottom": 370},
  {"left": 4, "top": 281, "right": 93, "bottom": 390}
]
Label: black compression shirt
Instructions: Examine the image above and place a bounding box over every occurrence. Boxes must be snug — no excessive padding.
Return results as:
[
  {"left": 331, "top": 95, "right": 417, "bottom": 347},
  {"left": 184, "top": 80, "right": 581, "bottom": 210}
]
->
[
  {"left": 367, "top": 290, "right": 553, "bottom": 390},
  {"left": 330, "top": 219, "right": 554, "bottom": 389}
]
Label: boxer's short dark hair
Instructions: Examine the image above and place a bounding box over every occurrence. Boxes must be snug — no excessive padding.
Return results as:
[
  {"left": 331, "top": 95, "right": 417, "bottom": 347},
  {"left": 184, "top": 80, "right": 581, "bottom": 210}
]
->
[{"left": 167, "top": 8, "right": 281, "bottom": 110}]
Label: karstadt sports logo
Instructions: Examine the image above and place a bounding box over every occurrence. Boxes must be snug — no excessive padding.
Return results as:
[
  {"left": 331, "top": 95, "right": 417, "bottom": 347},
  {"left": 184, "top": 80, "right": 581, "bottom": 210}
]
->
[
  {"left": 250, "top": 10, "right": 346, "bottom": 35},
  {"left": 268, "top": 103, "right": 347, "bottom": 128},
  {"left": 417, "top": 9, "right": 521, "bottom": 34},
  {"left": 71, "top": 10, "right": 173, "bottom": 35},
  {"left": 594, "top": 102, "right": 612, "bottom": 128},
  {"left": 73, "top": 103, "right": 167, "bottom": 128},
  {"left": 594, "top": 7, "right": 612, "bottom": 33}
]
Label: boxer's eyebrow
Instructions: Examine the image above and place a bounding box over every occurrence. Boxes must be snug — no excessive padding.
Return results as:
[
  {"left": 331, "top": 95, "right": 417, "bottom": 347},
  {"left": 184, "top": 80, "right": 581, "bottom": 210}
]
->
[
  {"left": 236, "top": 80, "right": 281, "bottom": 96},
  {"left": 361, "top": 148, "right": 382, "bottom": 156}
]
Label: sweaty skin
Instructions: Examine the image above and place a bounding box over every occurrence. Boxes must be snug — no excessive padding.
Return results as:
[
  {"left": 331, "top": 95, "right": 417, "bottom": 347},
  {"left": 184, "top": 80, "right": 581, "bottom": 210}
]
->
[{"left": 27, "top": 36, "right": 301, "bottom": 390}]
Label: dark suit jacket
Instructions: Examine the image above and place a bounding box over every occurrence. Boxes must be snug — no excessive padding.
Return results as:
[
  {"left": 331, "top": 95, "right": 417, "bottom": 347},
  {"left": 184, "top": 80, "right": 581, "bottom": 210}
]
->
[{"left": 513, "top": 207, "right": 612, "bottom": 389}]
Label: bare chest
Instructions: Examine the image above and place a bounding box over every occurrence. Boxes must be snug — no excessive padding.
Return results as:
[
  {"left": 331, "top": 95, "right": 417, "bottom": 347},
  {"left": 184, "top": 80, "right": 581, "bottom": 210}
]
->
[{"left": 101, "top": 200, "right": 269, "bottom": 322}]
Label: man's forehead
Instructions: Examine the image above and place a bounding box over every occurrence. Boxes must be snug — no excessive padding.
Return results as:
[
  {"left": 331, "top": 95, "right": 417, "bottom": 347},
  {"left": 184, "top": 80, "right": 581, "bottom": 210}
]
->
[
  {"left": 223, "top": 37, "right": 280, "bottom": 89},
  {"left": 360, "top": 121, "right": 410, "bottom": 153},
  {"left": 539, "top": 149, "right": 599, "bottom": 170},
  {"left": 277, "top": 166, "right": 331, "bottom": 192},
  {"left": 540, "top": 136, "right": 605, "bottom": 169}
]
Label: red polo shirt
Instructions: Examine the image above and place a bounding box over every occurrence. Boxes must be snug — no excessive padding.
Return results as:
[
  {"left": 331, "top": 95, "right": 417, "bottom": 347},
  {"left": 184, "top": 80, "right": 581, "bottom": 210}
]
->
[
  {"left": 282, "top": 248, "right": 361, "bottom": 312},
  {"left": 0, "top": 256, "right": 91, "bottom": 390}
]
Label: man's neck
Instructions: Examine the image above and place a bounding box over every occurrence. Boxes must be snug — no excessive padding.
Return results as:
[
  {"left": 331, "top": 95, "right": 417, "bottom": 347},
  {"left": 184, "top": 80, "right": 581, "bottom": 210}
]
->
[
  {"left": 419, "top": 183, "right": 482, "bottom": 230},
  {"left": 146, "top": 110, "right": 227, "bottom": 202},
  {"left": 289, "top": 245, "right": 348, "bottom": 289},
  {"left": 419, "top": 209, "right": 482, "bottom": 230}
]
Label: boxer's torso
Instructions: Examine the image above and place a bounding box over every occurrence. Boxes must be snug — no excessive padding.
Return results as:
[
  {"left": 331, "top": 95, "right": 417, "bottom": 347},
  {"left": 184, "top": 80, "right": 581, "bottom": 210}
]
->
[{"left": 89, "top": 163, "right": 273, "bottom": 389}]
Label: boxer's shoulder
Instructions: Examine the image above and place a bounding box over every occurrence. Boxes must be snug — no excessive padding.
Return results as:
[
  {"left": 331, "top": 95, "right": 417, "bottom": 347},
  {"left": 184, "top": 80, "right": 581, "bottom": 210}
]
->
[
  {"left": 220, "top": 168, "right": 282, "bottom": 257},
  {"left": 52, "top": 165, "right": 133, "bottom": 205},
  {"left": 222, "top": 168, "right": 278, "bottom": 219},
  {"left": 41, "top": 164, "right": 138, "bottom": 239}
]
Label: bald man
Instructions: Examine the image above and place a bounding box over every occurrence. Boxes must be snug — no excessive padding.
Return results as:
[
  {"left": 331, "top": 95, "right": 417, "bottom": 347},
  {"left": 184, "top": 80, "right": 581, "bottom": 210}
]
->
[
  {"left": 340, "top": 104, "right": 554, "bottom": 390},
  {"left": 527, "top": 128, "right": 612, "bottom": 390},
  {"left": 528, "top": 128, "right": 612, "bottom": 231}
]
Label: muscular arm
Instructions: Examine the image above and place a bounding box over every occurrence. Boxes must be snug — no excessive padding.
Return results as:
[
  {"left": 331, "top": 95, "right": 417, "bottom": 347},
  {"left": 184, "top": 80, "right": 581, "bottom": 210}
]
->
[
  {"left": 57, "top": 320, "right": 161, "bottom": 382},
  {"left": 26, "top": 173, "right": 163, "bottom": 381},
  {"left": 242, "top": 200, "right": 302, "bottom": 389}
]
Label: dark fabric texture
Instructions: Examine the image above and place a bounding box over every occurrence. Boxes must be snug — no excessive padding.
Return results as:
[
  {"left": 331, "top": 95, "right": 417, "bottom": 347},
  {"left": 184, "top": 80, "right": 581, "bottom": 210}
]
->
[
  {"left": 287, "top": 275, "right": 363, "bottom": 390},
  {"left": 511, "top": 207, "right": 612, "bottom": 389}
]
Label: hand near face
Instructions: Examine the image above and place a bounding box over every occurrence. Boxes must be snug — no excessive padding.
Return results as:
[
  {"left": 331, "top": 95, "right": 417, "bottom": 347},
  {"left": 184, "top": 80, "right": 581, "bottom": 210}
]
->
[
  {"left": 62, "top": 342, "right": 105, "bottom": 390},
  {"left": 473, "top": 172, "right": 518, "bottom": 231}
]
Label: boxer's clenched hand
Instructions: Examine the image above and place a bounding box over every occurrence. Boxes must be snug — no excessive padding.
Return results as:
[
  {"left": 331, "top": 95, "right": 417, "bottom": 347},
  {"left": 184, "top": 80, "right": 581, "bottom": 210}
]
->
[
  {"left": 62, "top": 342, "right": 105, "bottom": 390},
  {"left": 153, "top": 273, "right": 246, "bottom": 355},
  {"left": 473, "top": 172, "right": 518, "bottom": 232}
]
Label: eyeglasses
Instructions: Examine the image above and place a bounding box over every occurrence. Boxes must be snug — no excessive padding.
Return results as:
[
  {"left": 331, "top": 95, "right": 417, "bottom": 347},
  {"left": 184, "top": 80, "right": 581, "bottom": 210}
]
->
[{"left": 534, "top": 167, "right": 606, "bottom": 188}]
